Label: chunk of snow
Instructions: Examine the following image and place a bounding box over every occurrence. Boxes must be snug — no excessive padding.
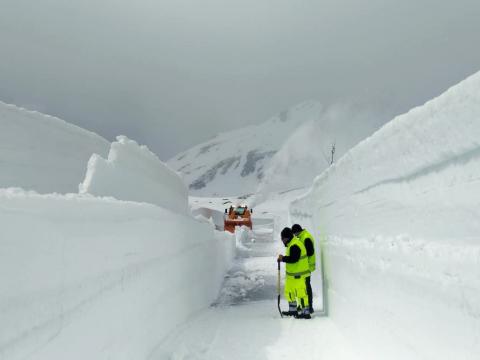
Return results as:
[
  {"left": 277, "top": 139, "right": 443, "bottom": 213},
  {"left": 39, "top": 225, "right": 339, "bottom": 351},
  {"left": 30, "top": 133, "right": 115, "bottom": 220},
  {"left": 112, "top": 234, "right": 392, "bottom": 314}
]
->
[{"left": 80, "top": 136, "right": 189, "bottom": 214}]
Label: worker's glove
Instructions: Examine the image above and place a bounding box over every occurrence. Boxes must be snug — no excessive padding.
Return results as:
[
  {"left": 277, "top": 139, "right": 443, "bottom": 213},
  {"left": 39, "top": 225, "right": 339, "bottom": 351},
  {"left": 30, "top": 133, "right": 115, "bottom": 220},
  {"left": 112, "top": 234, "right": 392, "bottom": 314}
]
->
[{"left": 277, "top": 255, "right": 284, "bottom": 262}]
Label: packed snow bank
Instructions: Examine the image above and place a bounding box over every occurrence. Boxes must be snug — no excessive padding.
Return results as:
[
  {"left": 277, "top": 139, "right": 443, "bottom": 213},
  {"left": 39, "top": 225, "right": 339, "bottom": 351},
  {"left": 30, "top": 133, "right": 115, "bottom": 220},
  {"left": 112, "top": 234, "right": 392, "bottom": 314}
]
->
[
  {"left": 0, "top": 189, "right": 234, "bottom": 360},
  {"left": 80, "top": 136, "right": 189, "bottom": 214},
  {"left": 0, "top": 101, "right": 109, "bottom": 194},
  {"left": 291, "top": 71, "right": 480, "bottom": 359}
]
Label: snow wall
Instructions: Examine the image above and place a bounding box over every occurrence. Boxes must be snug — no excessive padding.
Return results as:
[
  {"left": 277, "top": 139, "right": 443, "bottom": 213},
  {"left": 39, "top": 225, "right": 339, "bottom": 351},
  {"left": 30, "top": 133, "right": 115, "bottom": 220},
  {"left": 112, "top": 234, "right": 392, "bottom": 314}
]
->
[
  {"left": 0, "top": 101, "right": 110, "bottom": 194},
  {"left": 291, "top": 71, "right": 480, "bottom": 360},
  {"left": 80, "top": 136, "right": 189, "bottom": 214},
  {"left": 0, "top": 189, "right": 235, "bottom": 359}
]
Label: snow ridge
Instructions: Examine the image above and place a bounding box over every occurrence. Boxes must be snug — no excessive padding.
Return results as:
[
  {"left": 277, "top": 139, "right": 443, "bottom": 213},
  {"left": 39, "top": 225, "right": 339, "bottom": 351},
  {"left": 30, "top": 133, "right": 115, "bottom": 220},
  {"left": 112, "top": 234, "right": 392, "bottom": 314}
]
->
[{"left": 0, "top": 101, "right": 110, "bottom": 194}]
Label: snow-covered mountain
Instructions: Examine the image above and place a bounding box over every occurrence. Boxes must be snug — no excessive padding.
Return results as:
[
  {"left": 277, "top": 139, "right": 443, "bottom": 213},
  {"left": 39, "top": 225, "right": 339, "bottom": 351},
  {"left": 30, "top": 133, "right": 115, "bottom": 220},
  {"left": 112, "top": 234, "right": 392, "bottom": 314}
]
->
[
  {"left": 167, "top": 101, "right": 325, "bottom": 197},
  {"left": 255, "top": 103, "right": 384, "bottom": 202},
  {"left": 168, "top": 100, "right": 384, "bottom": 199}
]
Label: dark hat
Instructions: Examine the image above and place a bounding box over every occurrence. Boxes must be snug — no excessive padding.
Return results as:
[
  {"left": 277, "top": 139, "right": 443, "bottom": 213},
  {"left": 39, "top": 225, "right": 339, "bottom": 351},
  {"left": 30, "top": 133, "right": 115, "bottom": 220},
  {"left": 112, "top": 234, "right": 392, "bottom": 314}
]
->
[
  {"left": 292, "top": 224, "right": 303, "bottom": 234},
  {"left": 281, "top": 227, "right": 293, "bottom": 241}
]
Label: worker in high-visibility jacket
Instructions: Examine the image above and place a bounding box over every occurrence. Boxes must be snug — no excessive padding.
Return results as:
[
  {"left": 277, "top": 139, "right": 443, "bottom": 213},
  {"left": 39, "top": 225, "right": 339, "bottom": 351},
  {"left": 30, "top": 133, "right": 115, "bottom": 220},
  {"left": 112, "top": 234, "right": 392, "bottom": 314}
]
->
[
  {"left": 292, "top": 224, "right": 316, "bottom": 313},
  {"left": 277, "top": 227, "right": 311, "bottom": 319}
]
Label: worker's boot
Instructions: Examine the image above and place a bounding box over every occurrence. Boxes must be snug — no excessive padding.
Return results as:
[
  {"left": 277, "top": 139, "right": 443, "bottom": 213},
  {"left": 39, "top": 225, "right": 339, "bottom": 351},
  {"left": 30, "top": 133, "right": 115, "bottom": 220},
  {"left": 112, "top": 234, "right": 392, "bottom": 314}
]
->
[
  {"left": 282, "top": 302, "right": 297, "bottom": 317},
  {"left": 302, "top": 307, "right": 311, "bottom": 319},
  {"left": 295, "top": 307, "right": 311, "bottom": 319}
]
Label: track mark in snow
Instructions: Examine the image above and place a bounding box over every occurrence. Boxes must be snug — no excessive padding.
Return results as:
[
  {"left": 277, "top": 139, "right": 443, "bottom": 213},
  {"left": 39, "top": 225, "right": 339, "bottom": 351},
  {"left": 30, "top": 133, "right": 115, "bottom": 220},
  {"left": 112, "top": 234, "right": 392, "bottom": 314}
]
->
[{"left": 214, "top": 258, "right": 274, "bottom": 306}]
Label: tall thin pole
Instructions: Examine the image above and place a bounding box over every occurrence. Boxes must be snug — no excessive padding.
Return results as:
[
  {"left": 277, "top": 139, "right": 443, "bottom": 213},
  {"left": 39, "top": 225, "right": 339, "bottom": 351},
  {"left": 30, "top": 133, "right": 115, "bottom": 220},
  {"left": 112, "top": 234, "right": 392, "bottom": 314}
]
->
[{"left": 277, "top": 261, "right": 283, "bottom": 317}]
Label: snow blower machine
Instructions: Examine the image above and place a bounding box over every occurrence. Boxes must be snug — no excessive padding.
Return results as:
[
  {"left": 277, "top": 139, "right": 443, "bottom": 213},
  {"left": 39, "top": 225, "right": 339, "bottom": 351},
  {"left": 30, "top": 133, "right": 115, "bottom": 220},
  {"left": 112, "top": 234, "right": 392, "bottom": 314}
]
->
[{"left": 224, "top": 205, "right": 253, "bottom": 233}]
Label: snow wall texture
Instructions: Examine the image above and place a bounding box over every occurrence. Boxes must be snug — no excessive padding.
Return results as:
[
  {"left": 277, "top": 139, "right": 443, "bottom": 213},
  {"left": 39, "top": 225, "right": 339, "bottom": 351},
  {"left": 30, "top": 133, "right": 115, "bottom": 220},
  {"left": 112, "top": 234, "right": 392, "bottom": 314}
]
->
[
  {"left": 80, "top": 136, "right": 189, "bottom": 214},
  {"left": 0, "top": 189, "right": 235, "bottom": 359},
  {"left": 291, "top": 71, "right": 480, "bottom": 360},
  {"left": 0, "top": 108, "right": 234, "bottom": 359},
  {"left": 0, "top": 101, "right": 110, "bottom": 194}
]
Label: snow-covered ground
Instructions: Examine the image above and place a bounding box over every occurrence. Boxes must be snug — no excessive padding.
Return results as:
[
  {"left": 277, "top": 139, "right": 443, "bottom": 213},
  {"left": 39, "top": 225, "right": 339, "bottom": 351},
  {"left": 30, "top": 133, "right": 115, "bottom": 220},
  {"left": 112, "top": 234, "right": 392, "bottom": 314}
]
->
[{"left": 155, "top": 208, "right": 354, "bottom": 360}]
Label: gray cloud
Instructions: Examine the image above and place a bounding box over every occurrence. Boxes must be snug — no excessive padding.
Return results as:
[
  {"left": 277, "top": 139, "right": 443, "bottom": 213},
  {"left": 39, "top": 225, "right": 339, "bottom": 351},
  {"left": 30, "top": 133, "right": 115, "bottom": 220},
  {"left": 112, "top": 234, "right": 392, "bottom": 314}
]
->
[{"left": 1, "top": 0, "right": 479, "bottom": 159}]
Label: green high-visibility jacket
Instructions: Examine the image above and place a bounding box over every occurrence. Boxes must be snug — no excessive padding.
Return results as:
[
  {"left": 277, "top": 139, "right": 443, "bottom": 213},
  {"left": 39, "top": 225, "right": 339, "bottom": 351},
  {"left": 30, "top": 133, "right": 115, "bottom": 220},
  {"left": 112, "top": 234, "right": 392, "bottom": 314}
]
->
[
  {"left": 298, "top": 229, "right": 316, "bottom": 272},
  {"left": 285, "top": 237, "right": 310, "bottom": 278}
]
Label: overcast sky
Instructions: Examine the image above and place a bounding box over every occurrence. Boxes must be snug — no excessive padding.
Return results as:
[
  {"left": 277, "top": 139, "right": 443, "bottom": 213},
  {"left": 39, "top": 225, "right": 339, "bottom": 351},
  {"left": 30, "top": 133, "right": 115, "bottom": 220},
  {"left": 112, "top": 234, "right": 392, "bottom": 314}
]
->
[{"left": 1, "top": 0, "right": 479, "bottom": 159}]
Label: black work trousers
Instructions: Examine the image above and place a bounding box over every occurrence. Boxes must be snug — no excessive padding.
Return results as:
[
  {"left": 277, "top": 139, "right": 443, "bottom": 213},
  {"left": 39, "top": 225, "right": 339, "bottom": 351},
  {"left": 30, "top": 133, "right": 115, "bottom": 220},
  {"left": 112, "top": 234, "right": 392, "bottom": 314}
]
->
[{"left": 305, "top": 276, "right": 313, "bottom": 310}]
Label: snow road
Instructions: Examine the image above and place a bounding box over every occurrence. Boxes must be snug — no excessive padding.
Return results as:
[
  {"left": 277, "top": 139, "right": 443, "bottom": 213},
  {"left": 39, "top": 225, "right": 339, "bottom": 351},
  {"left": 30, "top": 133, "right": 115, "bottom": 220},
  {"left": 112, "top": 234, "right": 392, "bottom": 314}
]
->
[{"left": 153, "top": 220, "right": 354, "bottom": 360}]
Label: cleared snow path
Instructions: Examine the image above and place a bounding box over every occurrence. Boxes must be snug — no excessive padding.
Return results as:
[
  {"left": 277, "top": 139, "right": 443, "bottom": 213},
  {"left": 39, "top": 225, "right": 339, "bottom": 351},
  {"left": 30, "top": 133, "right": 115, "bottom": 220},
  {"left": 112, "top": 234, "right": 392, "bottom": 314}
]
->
[{"left": 152, "top": 220, "right": 355, "bottom": 360}]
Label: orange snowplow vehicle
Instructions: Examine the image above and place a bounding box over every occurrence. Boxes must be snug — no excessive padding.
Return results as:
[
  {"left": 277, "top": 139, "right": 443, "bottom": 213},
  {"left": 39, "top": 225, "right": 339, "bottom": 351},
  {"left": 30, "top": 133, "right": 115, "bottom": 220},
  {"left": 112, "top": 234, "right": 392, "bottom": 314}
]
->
[{"left": 224, "top": 205, "right": 253, "bottom": 233}]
